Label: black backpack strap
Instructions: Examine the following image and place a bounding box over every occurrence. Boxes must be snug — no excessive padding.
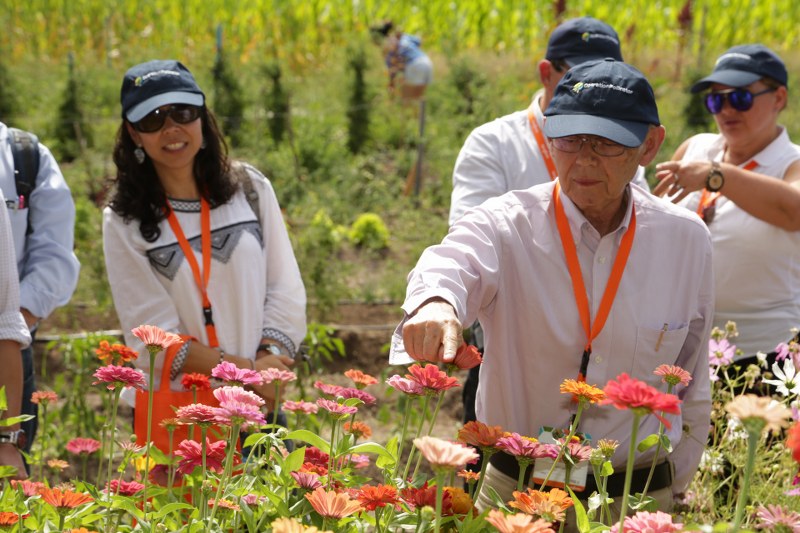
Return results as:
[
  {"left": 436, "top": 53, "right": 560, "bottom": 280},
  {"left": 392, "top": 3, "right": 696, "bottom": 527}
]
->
[{"left": 8, "top": 127, "right": 40, "bottom": 201}]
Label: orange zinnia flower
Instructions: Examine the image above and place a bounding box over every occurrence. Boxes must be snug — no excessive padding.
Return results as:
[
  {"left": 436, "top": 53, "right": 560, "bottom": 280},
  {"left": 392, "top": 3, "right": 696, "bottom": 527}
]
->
[
  {"left": 0, "top": 512, "right": 24, "bottom": 526},
  {"left": 30, "top": 390, "right": 58, "bottom": 405},
  {"left": 343, "top": 421, "right": 372, "bottom": 439},
  {"left": 406, "top": 364, "right": 461, "bottom": 393},
  {"left": 344, "top": 369, "right": 378, "bottom": 388},
  {"left": 458, "top": 420, "right": 504, "bottom": 449},
  {"left": 271, "top": 517, "right": 333, "bottom": 533},
  {"left": 560, "top": 379, "right": 605, "bottom": 404},
  {"left": 305, "top": 487, "right": 363, "bottom": 519},
  {"left": 458, "top": 469, "right": 481, "bottom": 483},
  {"left": 356, "top": 484, "right": 399, "bottom": 511},
  {"left": 39, "top": 487, "right": 93, "bottom": 509},
  {"left": 452, "top": 343, "right": 483, "bottom": 370},
  {"left": 486, "top": 509, "right": 555, "bottom": 533},
  {"left": 47, "top": 459, "right": 70, "bottom": 471},
  {"left": 95, "top": 340, "right": 138, "bottom": 365},
  {"left": 443, "top": 486, "right": 474, "bottom": 515},
  {"left": 181, "top": 372, "right": 212, "bottom": 391},
  {"left": 788, "top": 422, "right": 800, "bottom": 463},
  {"left": 509, "top": 488, "right": 572, "bottom": 522}
]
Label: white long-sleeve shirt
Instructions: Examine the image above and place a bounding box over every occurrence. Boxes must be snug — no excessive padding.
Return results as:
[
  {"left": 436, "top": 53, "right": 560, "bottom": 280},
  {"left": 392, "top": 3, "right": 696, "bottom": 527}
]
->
[
  {"left": 392, "top": 181, "right": 713, "bottom": 494},
  {"left": 0, "top": 188, "right": 31, "bottom": 347},
  {"left": 449, "top": 90, "right": 650, "bottom": 225},
  {"left": 104, "top": 164, "right": 306, "bottom": 392},
  {"left": 0, "top": 123, "right": 79, "bottom": 320}
]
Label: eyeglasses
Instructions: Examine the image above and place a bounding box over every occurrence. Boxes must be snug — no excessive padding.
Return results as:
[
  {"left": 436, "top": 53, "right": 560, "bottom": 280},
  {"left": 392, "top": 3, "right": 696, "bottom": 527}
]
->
[
  {"left": 704, "top": 87, "right": 776, "bottom": 114},
  {"left": 550, "top": 135, "right": 628, "bottom": 157},
  {"left": 132, "top": 104, "right": 202, "bottom": 133}
]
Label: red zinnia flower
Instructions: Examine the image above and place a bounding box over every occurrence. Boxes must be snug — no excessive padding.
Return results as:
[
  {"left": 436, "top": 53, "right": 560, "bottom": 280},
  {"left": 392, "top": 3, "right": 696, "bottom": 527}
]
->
[
  {"left": 304, "top": 447, "right": 330, "bottom": 467},
  {"left": 452, "top": 343, "right": 483, "bottom": 370},
  {"left": 356, "top": 484, "right": 399, "bottom": 511},
  {"left": 181, "top": 373, "right": 212, "bottom": 391},
  {"left": 66, "top": 438, "right": 101, "bottom": 456},
  {"left": 406, "top": 363, "right": 461, "bottom": 393},
  {"left": 92, "top": 365, "right": 146, "bottom": 390},
  {"left": 601, "top": 373, "right": 682, "bottom": 429},
  {"left": 105, "top": 479, "right": 145, "bottom": 496},
  {"left": 39, "top": 488, "right": 93, "bottom": 509},
  {"left": 344, "top": 369, "right": 378, "bottom": 388},
  {"left": 787, "top": 422, "right": 800, "bottom": 463},
  {"left": 131, "top": 325, "right": 182, "bottom": 352},
  {"left": 175, "top": 438, "right": 229, "bottom": 475},
  {"left": 400, "top": 481, "right": 444, "bottom": 509}
]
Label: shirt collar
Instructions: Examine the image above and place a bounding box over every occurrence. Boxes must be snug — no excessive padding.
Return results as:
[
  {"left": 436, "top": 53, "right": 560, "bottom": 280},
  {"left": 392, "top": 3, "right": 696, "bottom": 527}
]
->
[{"left": 554, "top": 181, "right": 634, "bottom": 244}]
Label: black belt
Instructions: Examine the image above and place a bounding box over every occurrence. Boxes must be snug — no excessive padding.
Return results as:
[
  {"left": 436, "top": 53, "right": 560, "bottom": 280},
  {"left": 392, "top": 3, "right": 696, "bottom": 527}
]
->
[{"left": 488, "top": 451, "right": 673, "bottom": 499}]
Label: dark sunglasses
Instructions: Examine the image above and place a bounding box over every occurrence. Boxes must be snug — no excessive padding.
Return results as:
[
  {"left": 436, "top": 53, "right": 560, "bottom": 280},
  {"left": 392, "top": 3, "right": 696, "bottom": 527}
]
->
[
  {"left": 132, "top": 104, "right": 202, "bottom": 133},
  {"left": 704, "top": 87, "right": 776, "bottom": 114}
]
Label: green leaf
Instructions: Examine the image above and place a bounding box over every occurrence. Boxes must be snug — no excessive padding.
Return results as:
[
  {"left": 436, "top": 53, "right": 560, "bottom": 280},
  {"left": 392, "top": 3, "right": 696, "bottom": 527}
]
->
[
  {"left": 376, "top": 436, "right": 398, "bottom": 470},
  {"left": 637, "top": 434, "right": 659, "bottom": 452},
  {"left": 348, "top": 441, "right": 395, "bottom": 461},
  {"left": 0, "top": 465, "right": 19, "bottom": 479},
  {"left": 567, "top": 485, "right": 590, "bottom": 533},
  {"left": 285, "top": 430, "right": 330, "bottom": 453},
  {"left": 283, "top": 446, "right": 306, "bottom": 472},
  {"left": 600, "top": 460, "right": 614, "bottom": 477},
  {"left": 659, "top": 434, "right": 673, "bottom": 453},
  {"left": 151, "top": 502, "right": 195, "bottom": 519}
]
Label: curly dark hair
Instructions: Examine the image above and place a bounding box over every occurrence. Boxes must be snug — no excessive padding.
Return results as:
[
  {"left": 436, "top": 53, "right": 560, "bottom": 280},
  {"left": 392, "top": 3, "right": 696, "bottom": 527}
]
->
[{"left": 108, "top": 106, "right": 237, "bottom": 242}]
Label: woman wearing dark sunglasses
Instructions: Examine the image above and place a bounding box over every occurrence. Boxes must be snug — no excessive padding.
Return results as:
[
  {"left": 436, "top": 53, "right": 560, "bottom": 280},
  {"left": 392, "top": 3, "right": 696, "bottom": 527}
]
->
[
  {"left": 102, "top": 60, "right": 307, "bottom": 449},
  {"left": 653, "top": 44, "right": 800, "bottom": 381}
]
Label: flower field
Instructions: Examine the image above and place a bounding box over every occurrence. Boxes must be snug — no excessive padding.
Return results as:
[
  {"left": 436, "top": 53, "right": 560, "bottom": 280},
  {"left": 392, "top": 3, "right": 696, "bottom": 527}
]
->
[{"left": 1, "top": 323, "right": 800, "bottom": 532}]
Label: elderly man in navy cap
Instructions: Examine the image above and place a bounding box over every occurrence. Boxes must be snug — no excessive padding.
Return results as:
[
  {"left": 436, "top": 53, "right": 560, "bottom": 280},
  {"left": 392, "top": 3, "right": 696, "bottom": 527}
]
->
[{"left": 392, "top": 59, "right": 713, "bottom": 520}]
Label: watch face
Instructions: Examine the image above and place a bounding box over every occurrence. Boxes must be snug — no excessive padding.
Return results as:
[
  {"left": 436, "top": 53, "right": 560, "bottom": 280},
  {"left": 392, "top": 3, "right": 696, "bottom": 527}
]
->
[{"left": 708, "top": 172, "right": 724, "bottom": 191}]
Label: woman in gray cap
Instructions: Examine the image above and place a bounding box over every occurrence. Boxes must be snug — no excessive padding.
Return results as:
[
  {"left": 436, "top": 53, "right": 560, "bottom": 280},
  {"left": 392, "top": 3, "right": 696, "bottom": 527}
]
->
[
  {"left": 654, "top": 44, "right": 800, "bottom": 380},
  {"left": 103, "top": 60, "right": 306, "bottom": 450}
]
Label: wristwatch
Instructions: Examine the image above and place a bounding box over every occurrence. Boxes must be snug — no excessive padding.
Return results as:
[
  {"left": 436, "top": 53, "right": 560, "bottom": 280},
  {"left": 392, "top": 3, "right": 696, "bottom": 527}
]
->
[
  {"left": 257, "top": 343, "right": 285, "bottom": 357},
  {"left": 0, "top": 429, "right": 27, "bottom": 450},
  {"left": 706, "top": 161, "right": 725, "bottom": 192}
]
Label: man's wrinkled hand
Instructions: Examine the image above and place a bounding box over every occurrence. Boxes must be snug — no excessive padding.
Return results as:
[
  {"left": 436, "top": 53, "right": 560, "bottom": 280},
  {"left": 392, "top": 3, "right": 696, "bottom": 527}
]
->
[{"left": 402, "top": 299, "right": 462, "bottom": 363}]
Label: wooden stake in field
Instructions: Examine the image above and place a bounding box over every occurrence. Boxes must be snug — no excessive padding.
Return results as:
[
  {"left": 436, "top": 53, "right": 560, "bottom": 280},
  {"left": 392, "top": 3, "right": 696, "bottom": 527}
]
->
[{"left": 404, "top": 99, "right": 427, "bottom": 196}]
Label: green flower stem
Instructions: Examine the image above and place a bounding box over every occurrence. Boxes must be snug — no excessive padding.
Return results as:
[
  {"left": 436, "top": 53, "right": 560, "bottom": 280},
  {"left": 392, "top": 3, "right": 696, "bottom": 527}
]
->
[
  {"left": 412, "top": 390, "right": 447, "bottom": 480},
  {"left": 590, "top": 462, "right": 612, "bottom": 525},
  {"left": 617, "top": 412, "right": 643, "bottom": 533},
  {"left": 402, "top": 395, "right": 430, "bottom": 482},
  {"left": 142, "top": 348, "right": 158, "bottom": 517},
  {"left": 328, "top": 418, "right": 340, "bottom": 488},
  {"left": 641, "top": 383, "right": 673, "bottom": 498},
  {"left": 166, "top": 427, "right": 176, "bottom": 493},
  {"left": 472, "top": 449, "right": 495, "bottom": 501},
  {"left": 37, "top": 403, "right": 49, "bottom": 482},
  {"left": 538, "top": 401, "right": 585, "bottom": 491},
  {"left": 272, "top": 383, "right": 283, "bottom": 429},
  {"left": 209, "top": 421, "right": 242, "bottom": 523},
  {"left": 434, "top": 470, "right": 445, "bottom": 533},
  {"left": 199, "top": 426, "right": 209, "bottom": 522},
  {"left": 516, "top": 458, "right": 533, "bottom": 492},
  {"left": 391, "top": 395, "right": 417, "bottom": 481},
  {"left": 188, "top": 387, "right": 198, "bottom": 441},
  {"left": 105, "top": 388, "right": 122, "bottom": 504},
  {"left": 732, "top": 427, "right": 760, "bottom": 533}
]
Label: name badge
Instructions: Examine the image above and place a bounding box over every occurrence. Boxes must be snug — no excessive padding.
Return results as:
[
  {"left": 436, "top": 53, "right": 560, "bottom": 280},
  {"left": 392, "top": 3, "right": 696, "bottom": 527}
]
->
[{"left": 531, "top": 428, "right": 590, "bottom": 492}]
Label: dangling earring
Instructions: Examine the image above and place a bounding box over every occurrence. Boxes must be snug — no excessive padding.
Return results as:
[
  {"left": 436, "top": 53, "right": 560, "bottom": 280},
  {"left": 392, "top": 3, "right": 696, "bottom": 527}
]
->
[
  {"left": 134, "top": 146, "right": 146, "bottom": 164},
  {"left": 200, "top": 138, "right": 207, "bottom": 149}
]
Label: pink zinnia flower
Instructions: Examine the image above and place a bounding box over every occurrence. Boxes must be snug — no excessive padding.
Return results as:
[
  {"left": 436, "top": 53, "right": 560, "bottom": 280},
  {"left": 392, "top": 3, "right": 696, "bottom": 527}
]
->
[
  {"left": 609, "top": 510, "right": 683, "bottom": 533},
  {"left": 10, "top": 479, "right": 45, "bottom": 497},
  {"left": 105, "top": 479, "right": 145, "bottom": 496},
  {"left": 386, "top": 375, "right": 425, "bottom": 396},
  {"left": 175, "top": 438, "right": 228, "bottom": 475},
  {"left": 212, "top": 361, "right": 263, "bottom": 386},
  {"left": 776, "top": 341, "right": 800, "bottom": 364},
  {"left": 93, "top": 365, "right": 146, "bottom": 390},
  {"left": 414, "top": 436, "right": 480, "bottom": 469},
  {"left": 314, "top": 380, "right": 344, "bottom": 397},
  {"left": 283, "top": 400, "right": 319, "bottom": 414},
  {"left": 291, "top": 470, "right": 323, "bottom": 490},
  {"left": 452, "top": 343, "right": 483, "bottom": 370},
  {"left": 344, "top": 453, "right": 370, "bottom": 469},
  {"left": 601, "top": 373, "right": 682, "bottom": 429},
  {"left": 30, "top": 390, "right": 58, "bottom": 405},
  {"left": 654, "top": 365, "right": 692, "bottom": 387},
  {"left": 131, "top": 324, "right": 182, "bottom": 353},
  {"left": 563, "top": 440, "right": 592, "bottom": 463},
  {"left": 66, "top": 438, "right": 101, "bottom": 456},
  {"left": 406, "top": 363, "right": 461, "bottom": 393},
  {"left": 756, "top": 504, "right": 800, "bottom": 531},
  {"left": 213, "top": 385, "right": 265, "bottom": 407},
  {"left": 241, "top": 493, "right": 267, "bottom": 506},
  {"left": 709, "top": 338, "right": 735, "bottom": 367},
  {"left": 344, "top": 369, "right": 378, "bottom": 388},
  {"left": 261, "top": 368, "right": 297, "bottom": 384},
  {"left": 317, "top": 398, "right": 358, "bottom": 418},
  {"left": 497, "top": 433, "right": 557, "bottom": 460},
  {"left": 214, "top": 402, "right": 266, "bottom": 429},
  {"left": 175, "top": 403, "right": 219, "bottom": 425},
  {"left": 338, "top": 387, "right": 376, "bottom": 405}
]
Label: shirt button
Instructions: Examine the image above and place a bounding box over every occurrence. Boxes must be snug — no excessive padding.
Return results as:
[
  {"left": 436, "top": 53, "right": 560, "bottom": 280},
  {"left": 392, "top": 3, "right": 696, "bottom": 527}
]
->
[
  {"left": 598, "top": 256, "right": 607, "bottom": 264},
  {"left": 595, "top": 356, "right": 603, "bottom": 363}
]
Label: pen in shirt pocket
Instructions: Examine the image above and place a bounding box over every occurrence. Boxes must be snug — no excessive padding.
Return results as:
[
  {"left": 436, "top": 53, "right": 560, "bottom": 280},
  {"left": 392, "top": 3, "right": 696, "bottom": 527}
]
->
[
  {"left": 655, "top": 323, "right": 668, "bottom": 352},
  {"left": 4, "top": 195, "right": 25, "bottom": 210}
]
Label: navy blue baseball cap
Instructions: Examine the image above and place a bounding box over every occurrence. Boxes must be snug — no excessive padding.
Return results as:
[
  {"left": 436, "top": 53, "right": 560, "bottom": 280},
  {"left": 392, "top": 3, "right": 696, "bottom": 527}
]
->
[
  {"left": 691, "top": 44, "right": 787, "bottom": 93},
  {"left": 546, "top": 17, "right": 623, "bottom": 66},
  {"left": 121, "top": 60, "right": 205, "bottom": 122},
  {"left": 543, "top": 58, "right": 660, "bottom": 147}
]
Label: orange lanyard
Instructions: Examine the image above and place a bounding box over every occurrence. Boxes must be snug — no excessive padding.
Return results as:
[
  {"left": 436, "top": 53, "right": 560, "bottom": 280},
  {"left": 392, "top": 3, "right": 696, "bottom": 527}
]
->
[
  {"left": 553, "top": 181, "right": 636, "bottom": 383},
  {"left": 697, "top": 159, "right": 758, "bottom": 220},
  {"left": 166, "top": 198, "right": 219, "bottom": 348},
  {"left": 527, "top": 101, "right": 558, "bottom": 181}
]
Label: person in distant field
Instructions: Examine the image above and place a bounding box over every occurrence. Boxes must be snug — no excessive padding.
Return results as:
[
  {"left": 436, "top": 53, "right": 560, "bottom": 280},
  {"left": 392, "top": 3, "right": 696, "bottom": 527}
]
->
[
  {"left": 0, "top": 122, "right": 79, "bottom": 464},
  {"left": 0, "top": 187, "right": 32, "bottom": 480},
  {"left": 371, "top": 20, "right": 433, "bottom": 101},
  {"left": 654, "top": 44, "right": 800, "bottom": 384},
  {"left": 449, "top": 17, "right": 649, "bottom": 477},
  {"left": 391, "top": 59, "right": 713, "bottom": 525},
  {"left": 103, "top": 59, "right": 306, "bottom": 451}
]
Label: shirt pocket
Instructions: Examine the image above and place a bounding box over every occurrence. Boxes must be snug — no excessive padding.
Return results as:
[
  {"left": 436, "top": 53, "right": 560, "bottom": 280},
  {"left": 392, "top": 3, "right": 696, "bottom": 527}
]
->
[{"left": 632, "top": 324, "right": 690, "bottom": 387}]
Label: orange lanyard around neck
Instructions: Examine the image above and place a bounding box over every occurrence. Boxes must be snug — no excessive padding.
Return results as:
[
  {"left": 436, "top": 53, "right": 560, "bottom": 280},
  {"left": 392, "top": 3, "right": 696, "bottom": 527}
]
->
[
  {"left": 166, "top": 197, "right": 219, "bottom": 348},
  {"left": 553, "top": 181, "right": 636, "bottom": 382},
  {"left": 696, "top": 159, "right": 758, "bottom": 220},
  {"left": 527, "top": 100, "right": 558, "bottom": 181}
]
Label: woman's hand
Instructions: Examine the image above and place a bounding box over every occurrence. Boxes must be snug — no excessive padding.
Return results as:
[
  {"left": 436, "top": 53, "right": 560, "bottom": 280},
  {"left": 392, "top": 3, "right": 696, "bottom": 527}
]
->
[
  {"left": 654, "top": 160, "right": 713, "bottom": 202},
  {"left": 250, "top": 354, "right": 295, "bottom": 411}
]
